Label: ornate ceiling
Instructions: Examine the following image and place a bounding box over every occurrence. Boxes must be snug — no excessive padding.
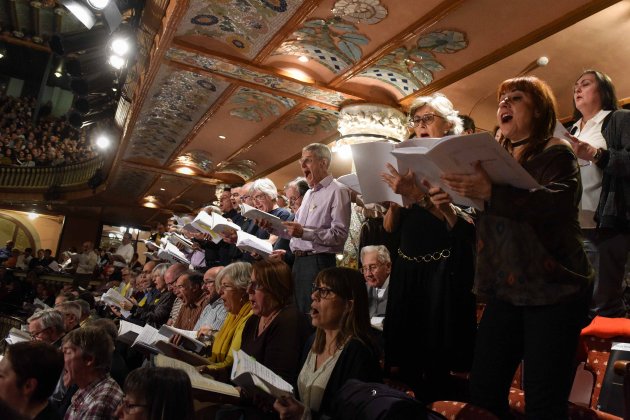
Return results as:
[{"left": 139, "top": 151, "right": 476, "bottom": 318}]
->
[{"left": 4, "top": 0, "right": 630, "bottom": 227}]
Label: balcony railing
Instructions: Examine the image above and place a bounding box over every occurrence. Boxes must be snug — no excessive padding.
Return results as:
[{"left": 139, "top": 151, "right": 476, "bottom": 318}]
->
[{"left": 0, "top": 157, "right": 105, "bottom": 190}]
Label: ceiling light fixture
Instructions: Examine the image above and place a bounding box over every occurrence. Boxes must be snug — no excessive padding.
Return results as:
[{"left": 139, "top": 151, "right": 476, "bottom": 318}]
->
[
  {"left": 174, "top": 167, "right": 196, "bottom": 175},
  {"left": 143, "top": 202, "right": 158, "bottom": 208},
  {"left": 160, "top": 188, "right": 166, "bottom": 191},
  {"left": 298, "top": 55, "right": 309, "bottom": 63},
  {"left": 28, "top": 211, "right": 39, "bottom": 220},
  {"left": 54, "top": 71, "right": 62, "bottom": 78},
  {"left": 218, "top": 135, "right": 226, "bottom": 140},
  {"left": 110, "top": 37, "right": 131, "bottom": 56}
]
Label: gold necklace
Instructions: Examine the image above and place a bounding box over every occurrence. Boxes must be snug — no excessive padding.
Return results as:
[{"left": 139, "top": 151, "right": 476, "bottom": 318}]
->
[{"left": 259, "top": 308, "right": 281, "bottom": 333}]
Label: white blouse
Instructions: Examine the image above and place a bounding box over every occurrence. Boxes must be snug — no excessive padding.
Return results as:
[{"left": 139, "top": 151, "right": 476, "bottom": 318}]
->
[
  {"left": 297, "top": 345, "right": 345, "bottom": 420},
  {"left": 572, "top": 109, "right": 612, "bottom": 228}
]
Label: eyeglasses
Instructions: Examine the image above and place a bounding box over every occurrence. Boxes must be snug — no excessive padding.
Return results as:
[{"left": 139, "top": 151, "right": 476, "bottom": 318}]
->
[
  {"left": 241, "top": 195, "right": 251, "bottom": 201},
  {"left": 408, "top": 113, "right": 444, "bottom": 127},
  {"left": 312, "top": 284, "right": 334, "bottom": 299},
  {"left": 361, "top": 263, "right": 383, "bottom": 274},
  {"left": 119, "top": 399, "right": 147, "bottom": 414},
  {"left": 252, "top": 194, "right": 268, "bottom": 202},
  {"left": 288, "top": 196, "right": 302, "bottom": 204},
  {"left": 219, "top": 284, "right": 235, "bottom": 292},
  {"left": 203, "top": 279, "right": 216, "bottom": 285},
  {"left": 30, "top": 326, "right": 50, "bottom": 339}
]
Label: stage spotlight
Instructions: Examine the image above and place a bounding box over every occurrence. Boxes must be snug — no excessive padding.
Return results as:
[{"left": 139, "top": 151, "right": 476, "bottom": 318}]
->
[
  {"left": 87, "top": 0, "right": 110, "bottom": 9},
  {"left": 50, "top": 25, "right": 109, "bottom": 55},
  {"left": 110, "top": 37, "right": 130, "bottom": 56},
  {"left": 95, "top": 134, "right": 111, "bottom": 149},
  {"left": 59, "top": 0, "right": 121, "bottom": 32},
  {"left": 108, "top": 54, "right": 125, "bottom": 69},
  {"left": 58, "top": 0, "right": 96, "bottom": 29}
]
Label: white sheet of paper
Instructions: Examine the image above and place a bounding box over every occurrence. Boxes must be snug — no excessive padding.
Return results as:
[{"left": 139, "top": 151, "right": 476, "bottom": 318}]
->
[
  {"left": 350, "top": 142, "right": 403, "bottom": 206},
  {"left": 132, "top": 325, "right": 169, "bottom": 347},
  {"left": 236, "top": 231, "right": 273, "bottom": 258}
]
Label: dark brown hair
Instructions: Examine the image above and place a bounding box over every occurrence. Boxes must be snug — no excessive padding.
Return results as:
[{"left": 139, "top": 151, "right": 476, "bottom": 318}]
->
[
  {"left": 312, "top": 267, "right": 377, "bottom": 355},
  {"left": 252, "top": 260, "right": 293, "bottom": 308},
  {"left": 572, "top": 69, "right": 619, "bottom": 120},
  {"left": 497, "top": 76, "right": 558, "bottom": 164},
  {"left": 7, "top": 341, "right": 63, "bottom": 402},
  {"left": 124, "top": 367, "right": 194, "bottom": 420}
]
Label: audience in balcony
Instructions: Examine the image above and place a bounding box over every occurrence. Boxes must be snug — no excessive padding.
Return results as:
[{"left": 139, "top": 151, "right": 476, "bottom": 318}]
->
[{"left": 0, "top": 94, "right": 97, "bottom": 167}]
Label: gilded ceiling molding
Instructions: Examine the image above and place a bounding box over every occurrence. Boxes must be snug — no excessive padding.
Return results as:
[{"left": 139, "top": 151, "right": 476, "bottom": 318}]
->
[
  {"left": 229, "top": 87, "right": 297, "bottom": 122},
  {"left": 284, "top": 107, "right": 339, "bottom": 135},
  {"left": 214, "top": 160, "right": 258, "bottom": 181},
  {"left": 359, "top": 30, "right": 468, "bottom": 96},
  {"left": 329, "top": 0, "right": 465, "bottom": 86},
  {"left": 110, "top": 0, "right": 190, "bottom": 193},
  {"left": 332, "top": 0, "right": 387, "bottom": 25},
  {"left": 273, "top": 17, "right": 369, "bottom": 74},
  {"left": 170, "top": 150, "right": 215, "bottom": 176},
  {"left": 399, "top": 0, "right": 620, "bottom": 106},
  {"left": 166, "top": 47, "right": 360, "bottom": 107},
  {"left": 178, "top": 0, "right": 304, "bottom": 59}
]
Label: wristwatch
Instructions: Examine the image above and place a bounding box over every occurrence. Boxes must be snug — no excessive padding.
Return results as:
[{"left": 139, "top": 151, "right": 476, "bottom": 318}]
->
[{"left": 592, "top": 148, "right": 602, "bottom": 162}]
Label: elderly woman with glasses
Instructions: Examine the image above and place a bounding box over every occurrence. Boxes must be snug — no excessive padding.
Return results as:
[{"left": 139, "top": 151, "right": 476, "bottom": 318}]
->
[
  {"left": 201, "top": 261, "right": 253, "bottom": 381},
  {"left": 380, "top": 92, "right": 477, "bottom": 402},
  {"left": 273, "top": 267, "right": 381, "bottom": 420}
]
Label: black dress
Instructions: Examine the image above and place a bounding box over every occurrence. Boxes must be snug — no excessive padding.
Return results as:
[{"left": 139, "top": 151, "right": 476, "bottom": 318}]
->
[{"left": 384, "top": 204, "right": 477, "bottom": 402}]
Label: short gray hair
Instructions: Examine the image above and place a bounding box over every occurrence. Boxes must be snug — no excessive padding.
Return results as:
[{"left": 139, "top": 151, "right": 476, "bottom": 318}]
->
[
  {"left": 75, "top": 299, "right": 90, "bottom": 318},
  {"left": 303, "top": 143, "right": 332, "bottom": 168},
  {"left": 153, "top": 262, "right": 170, "bottom": 279},
  {"left": 27, "top": 309, "right": 65, "bottom": 334},
  {"left": 250, "top": 178, "right": 278, "bottom": 201},
  {"left": 216, "top": 261, "right": 252, "bottom": 291},
  {"left": 56, "top": 301, "right": 81, "bottom": 319},
  {"left": 360, "top": 245, "right": 391, "bottom": 264},
  {"left": 408, "top": 93, "right": 463, "bottom": 135}
]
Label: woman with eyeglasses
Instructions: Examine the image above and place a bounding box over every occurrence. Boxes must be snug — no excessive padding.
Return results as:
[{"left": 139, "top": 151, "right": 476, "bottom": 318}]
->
[
  {"left": 214, "top": 260, "right": 311, "bottom": 419},
  {"left": 273, "top": 267, "right": 381, "bottom": 420},
  {"left": 430, "top": 76, "right": 592, "bottom": 418},
  {"left": 380, "top": 93, "right": 477, "bottom": 401},
  {"left": 568, "top": 70, "right": 630, "bottom": 319},
  {"left": 116, "top": 367, "right": 194, "bottom": 420},
  {"left": 200, "top": 261, "right": 253, "bottom": 381}
]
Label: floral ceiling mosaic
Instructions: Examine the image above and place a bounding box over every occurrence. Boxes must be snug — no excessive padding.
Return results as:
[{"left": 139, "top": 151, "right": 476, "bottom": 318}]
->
[
  {"left": 215, "top": 160, "right": 257, "bottom": 181},
  {"left": 359, "top": 30, "right": 468, "bottom": 95},
  {"left": 123, "top": 66, "right": 230, "bottom": 165},
  {"left": 284, "top": 107, "right": 339, "bottom": 136},
  {"left": 273, "top": 17, "right": 370, "bottom": 74},
  {"left": 332, "top": 0, "right": 387, "bottom": 25},
  {"left": 228, "top": 87, "right": 296, "bottom": 122},
  {"left": 166, "top": 48, "right": 356, "bottom": 107},
  {"left": 178, "top": 0, "right": 304, "bottom": 59}
]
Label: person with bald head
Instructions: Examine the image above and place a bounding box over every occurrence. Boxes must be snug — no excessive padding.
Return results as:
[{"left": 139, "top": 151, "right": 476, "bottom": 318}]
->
[{"left": 194, "top": 266, "right": 228, "bottom": 336}]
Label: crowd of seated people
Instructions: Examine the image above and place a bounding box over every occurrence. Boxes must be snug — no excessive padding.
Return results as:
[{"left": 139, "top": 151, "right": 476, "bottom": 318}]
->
[
  {"left": 0, "top": 94, "right": 97, "bottom": 167},
  {"left": 1, "top": 70, "right": 630, "bottom": 420}
]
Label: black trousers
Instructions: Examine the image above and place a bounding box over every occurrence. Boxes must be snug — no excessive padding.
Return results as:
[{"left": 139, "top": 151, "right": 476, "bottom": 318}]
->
[
  {"left": 470, "top": 293, "right": 589, "bottom": 420},
  {"left": 292, "top": 253, "right": 336, "bottom": 314}
]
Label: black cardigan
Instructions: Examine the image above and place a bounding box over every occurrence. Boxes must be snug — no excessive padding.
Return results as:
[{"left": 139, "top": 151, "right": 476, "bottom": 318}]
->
[{"left": 298, "top": 335, "right": 383, "bottom": 419}]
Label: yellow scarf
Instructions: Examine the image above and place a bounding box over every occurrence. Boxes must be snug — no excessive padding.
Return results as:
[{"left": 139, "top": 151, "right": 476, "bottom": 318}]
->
[{"left": 208, "top": 301, "right": 252, "bottom": 368}]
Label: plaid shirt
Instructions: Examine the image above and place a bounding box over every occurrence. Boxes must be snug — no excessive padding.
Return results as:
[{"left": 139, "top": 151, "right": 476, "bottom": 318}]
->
[{"left": 64, "top": 375, "right": 123, "bottom": 420}]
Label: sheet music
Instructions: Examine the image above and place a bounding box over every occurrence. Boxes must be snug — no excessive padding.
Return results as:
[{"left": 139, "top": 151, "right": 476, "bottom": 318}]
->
[
  {"left": 155, "top": 354, "right": 240, "bottom": 397},
  {"left": 350, "top": 142, "right": 404, "bottom": 206},
  {"left": 231, "top": 349, "right": 293, "bottom": 397},
  {"left": 118, "top": 320, "right": 144, "bottom": 336},
  {"left": 131, "top": 324, "right": 168, "bottom": 347}
]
